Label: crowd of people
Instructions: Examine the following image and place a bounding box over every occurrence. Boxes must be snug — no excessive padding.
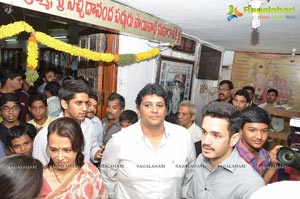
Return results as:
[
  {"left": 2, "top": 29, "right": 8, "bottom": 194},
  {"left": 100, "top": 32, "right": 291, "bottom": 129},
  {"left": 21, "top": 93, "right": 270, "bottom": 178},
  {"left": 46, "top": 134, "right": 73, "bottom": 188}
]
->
[{"left": 0, "top": 67, "right": 298, "bottom": 199}]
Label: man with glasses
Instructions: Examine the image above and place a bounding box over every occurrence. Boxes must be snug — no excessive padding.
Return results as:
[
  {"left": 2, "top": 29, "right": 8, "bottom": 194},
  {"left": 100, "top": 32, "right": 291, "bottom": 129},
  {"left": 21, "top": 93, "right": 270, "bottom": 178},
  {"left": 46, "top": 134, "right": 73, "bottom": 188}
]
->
[
  {"left": 216, "top": 80, "right": 234, "bottom": 104},
  {"left": 0, "top": 93, "right": 36, "bottom": 151},
  {"left": 0, "top": 68, "right": 29, "bottom": 122}
]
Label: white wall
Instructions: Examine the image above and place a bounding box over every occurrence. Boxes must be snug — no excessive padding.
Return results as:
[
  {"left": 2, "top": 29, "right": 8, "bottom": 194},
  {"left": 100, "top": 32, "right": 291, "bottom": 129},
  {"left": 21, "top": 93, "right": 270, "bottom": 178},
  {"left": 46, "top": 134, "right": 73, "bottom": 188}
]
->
[
  {"left": 221, "top": 51, "right": 234, "bottom": 80},
  {"left": 117, "top": 35, "right": 195, "bottom": 112},
  {"left": 117, "top": 35, "right": 235, "bottom": 124},
  {"left": 117, "top": 36, "right": 157, "bottom": 111}
]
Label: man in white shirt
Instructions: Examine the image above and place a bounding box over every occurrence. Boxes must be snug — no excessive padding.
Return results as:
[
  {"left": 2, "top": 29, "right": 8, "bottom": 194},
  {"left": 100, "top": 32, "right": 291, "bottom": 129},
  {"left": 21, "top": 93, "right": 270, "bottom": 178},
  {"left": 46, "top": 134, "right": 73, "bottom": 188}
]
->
[
  {"left": 250, "top": 181, "right": 300, "bottom": 199},
  {"left": 178, "top": 100, "right": 202, "bottom": 157},
  {"left": 178, "top": 100, "right": 202, "bottom": 143},
  {"left": 101, "top": 83, "right": 195, "bottom": 199},
  {"left": 32, "top": 80, "right": 102, "bottom": 166}
]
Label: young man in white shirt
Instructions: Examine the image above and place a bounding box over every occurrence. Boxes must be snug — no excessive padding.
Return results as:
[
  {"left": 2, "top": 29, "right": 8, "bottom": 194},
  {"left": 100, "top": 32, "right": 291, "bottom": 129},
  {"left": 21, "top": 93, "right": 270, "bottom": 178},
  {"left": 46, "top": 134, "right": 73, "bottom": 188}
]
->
[{"left": 32, "top": 80, "right": 102, "bottom": 165}]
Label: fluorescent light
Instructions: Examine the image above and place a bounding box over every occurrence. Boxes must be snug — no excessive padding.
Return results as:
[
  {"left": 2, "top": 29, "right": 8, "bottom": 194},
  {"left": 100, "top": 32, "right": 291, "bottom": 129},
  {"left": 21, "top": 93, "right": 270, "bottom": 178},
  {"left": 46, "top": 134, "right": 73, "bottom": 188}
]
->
[
  {"left": 53, "top": 36, "right": 68, "bottom": 39},
  {"left": 5, "top": 38, "right": 17, "bottom": 42}
]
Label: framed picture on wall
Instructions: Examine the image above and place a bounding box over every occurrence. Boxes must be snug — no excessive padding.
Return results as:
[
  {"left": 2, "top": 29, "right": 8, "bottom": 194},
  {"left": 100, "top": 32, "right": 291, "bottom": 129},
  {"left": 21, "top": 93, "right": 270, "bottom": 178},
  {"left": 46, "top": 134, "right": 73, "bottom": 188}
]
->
[{"left": 156, "top": 56, "right": 194, "bottom": 119}]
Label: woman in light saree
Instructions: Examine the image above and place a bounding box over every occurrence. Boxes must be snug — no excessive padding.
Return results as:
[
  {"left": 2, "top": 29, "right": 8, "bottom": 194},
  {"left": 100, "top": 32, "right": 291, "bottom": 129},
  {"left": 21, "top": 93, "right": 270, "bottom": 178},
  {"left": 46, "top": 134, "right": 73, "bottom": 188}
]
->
[{"left": 41, "top": 117, "right": 108, "bottom": 199}]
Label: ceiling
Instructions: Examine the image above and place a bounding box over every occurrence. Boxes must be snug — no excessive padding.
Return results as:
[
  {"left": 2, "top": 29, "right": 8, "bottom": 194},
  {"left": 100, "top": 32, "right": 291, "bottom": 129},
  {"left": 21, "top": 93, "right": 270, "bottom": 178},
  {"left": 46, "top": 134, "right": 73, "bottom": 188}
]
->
[{"left": 115, "top": 0, "right": 300, "bottom": 54}]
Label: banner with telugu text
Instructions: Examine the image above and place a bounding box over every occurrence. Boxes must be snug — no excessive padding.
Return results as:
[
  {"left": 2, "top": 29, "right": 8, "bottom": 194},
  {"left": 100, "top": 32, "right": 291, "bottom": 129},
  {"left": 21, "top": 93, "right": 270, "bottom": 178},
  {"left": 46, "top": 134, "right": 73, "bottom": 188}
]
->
[{"left": 0, "top": 0, "right": 181, "bottom": 45}]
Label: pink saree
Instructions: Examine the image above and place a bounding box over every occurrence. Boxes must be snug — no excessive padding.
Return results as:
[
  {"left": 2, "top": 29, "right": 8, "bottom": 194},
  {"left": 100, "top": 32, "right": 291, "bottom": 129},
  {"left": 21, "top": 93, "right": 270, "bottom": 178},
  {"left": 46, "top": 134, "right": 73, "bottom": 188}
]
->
[{"left": 42, "top": 162, "right": 108, "bottom": 199}]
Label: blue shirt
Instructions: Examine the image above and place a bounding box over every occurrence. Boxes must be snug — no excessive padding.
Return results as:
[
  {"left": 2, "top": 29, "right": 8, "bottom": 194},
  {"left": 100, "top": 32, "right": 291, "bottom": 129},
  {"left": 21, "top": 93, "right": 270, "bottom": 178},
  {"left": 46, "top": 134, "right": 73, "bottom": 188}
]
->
[{"left": 0, "top": 140, "right": 5, "bottom": 158}]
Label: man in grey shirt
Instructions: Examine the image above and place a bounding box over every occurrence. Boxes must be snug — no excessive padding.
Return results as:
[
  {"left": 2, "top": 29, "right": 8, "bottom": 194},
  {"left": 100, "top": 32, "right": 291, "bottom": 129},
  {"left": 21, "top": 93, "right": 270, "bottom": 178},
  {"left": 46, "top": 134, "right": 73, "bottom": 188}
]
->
[
  {"left": 102, "top": 93, "right": 125, "bottom": 145},
  {"left": 187, "top": 102, "right": 265, "bottom": 199}
]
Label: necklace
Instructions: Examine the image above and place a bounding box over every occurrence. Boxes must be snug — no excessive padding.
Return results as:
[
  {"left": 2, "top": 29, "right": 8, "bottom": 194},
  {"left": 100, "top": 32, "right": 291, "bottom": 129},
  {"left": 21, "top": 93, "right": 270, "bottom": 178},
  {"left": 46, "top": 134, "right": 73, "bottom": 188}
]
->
[{"left": 52, "top": 167, "right": 61, "bottom": 184}]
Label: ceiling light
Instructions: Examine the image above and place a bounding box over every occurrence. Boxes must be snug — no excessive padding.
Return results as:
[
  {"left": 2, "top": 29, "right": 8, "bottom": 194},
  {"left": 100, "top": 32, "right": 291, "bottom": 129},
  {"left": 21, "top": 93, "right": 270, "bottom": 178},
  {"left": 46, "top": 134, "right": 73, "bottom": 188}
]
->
[
  {"left": 5, "top": 36, "right": 17, "bottom": 42},
  {"left": 290, "top": 48, "right": 296, "bottom": 62},
  {"left": 248, "top": 0, "right": 270, "bottom": 29},
  {"left": 53, "top": 36, "right": 68, "bottom": 39}
]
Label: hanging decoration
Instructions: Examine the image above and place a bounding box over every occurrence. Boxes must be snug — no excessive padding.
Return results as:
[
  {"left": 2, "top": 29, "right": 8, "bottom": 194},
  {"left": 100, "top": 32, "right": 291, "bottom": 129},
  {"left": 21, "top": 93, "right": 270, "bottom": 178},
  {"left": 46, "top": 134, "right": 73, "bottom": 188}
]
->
[{"left": 0, "top": 21, "right": 160, "bottom": 86}]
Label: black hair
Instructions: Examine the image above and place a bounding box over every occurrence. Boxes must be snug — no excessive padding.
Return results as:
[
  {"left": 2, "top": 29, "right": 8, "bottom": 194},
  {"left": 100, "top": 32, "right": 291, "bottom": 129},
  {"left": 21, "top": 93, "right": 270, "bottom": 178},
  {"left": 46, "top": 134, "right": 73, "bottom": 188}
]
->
[
  {"left": 89, "top": 92, "right": 98, "bottom": 101},
  {"left": 234, "top": 89, "right": 250, "bottom": 103},
  {"left": 267, "top": 88, "right": 278, "bottom": 97},
  {"left": 45, "top": 81, "right": 61, "bottom": 96},
  {"left": 41, "top": 67, "right": 57, "bottom": 79},
  {"left": 0, "top": 154, "right": 43, "bottom": 199},
  {"left": 29, "top": 93, "right": 47, "bottom": 107},
  {"left": 119, "top": 110, "right": 138, "bottom": 124},
  {"left": 0, "top": 67, "right": 23, "bottom": 86},
  {"left": 47, "top": 117, "right": 85, "bottom": 168},
  {"left": 76, "top": 76, "right": 88, "bottom": 85},
  {"left": 0, "top": 93, "right": 21, "bottom": 107},
  {"left": 219, "top": 80, "right": 234, "bottom": 89},
  {"left": 242, "top": 85, "right": 255, "bottom": 94},
  {"left": 58, "top": 80, "right": 90, "bottom": 104},
  {"left": 6, "top": 124, "right": 37, "bottom": 147},
  {"left": 107, "top": 93, "right": 125, "bottom": 109},
  {"left": 135, "top": 83, "right": 168, "bottom": 109},
  {"left": 201, "top": 101, "right": 241, "bottom": 136},
  {"left": 240, "top": 106, "right": 271, "bottom": 129}
]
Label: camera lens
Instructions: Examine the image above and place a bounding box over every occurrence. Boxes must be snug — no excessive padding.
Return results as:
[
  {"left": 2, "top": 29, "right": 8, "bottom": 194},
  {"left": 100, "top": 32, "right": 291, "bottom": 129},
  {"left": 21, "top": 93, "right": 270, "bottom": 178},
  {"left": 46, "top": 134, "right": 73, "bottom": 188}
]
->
[
  {"left": 277, "top": 147, "right": 296, "bottom": 165},
  {"left": 277, "top": 147, "right": 300, "bottom": 168},
  {"left": 283, "top": 152, "right": 294, "bottom": 162}
]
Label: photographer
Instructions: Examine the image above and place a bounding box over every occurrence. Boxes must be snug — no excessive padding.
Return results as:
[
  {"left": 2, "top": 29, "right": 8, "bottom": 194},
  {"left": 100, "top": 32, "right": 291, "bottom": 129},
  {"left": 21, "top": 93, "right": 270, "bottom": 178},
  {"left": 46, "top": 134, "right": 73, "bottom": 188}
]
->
[
  {"left": 236, "top": 106, "right": 282, "bottom": 183},
  {"left": 271, "top": 129, "right": 300, "bottom": 182}
]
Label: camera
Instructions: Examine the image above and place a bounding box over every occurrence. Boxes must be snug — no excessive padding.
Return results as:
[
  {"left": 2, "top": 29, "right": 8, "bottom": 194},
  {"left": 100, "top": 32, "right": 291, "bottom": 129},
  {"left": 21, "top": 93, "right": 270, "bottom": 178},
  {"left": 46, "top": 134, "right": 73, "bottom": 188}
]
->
[
  {"left": 276, "top": 117, "right": 300, "bottom": 168},
  {"left": 277, "top": 147, "right": 300, "bottom": 168}
]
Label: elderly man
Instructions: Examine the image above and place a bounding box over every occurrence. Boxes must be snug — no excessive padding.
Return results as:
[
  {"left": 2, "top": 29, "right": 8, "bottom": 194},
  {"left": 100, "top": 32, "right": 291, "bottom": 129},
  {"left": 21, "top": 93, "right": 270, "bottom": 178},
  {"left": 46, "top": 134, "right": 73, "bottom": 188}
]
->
[{"left": 178, "top": 100, "right": 202, "bottom": 156}]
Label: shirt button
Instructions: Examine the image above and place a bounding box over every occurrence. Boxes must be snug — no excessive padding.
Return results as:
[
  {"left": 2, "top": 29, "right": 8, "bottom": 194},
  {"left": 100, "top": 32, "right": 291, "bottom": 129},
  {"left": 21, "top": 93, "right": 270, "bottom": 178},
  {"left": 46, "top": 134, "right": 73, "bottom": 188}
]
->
[{"left": 204, "top": 188, "right": 208, "bottom": 191}]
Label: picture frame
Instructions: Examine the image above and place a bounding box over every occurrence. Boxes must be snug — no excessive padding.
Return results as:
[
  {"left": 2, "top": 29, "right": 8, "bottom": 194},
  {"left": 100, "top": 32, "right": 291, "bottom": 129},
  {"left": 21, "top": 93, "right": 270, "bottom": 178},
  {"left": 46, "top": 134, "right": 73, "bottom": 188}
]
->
[{"left": 156, "top": 56, "right": 195, "bottom": 117}]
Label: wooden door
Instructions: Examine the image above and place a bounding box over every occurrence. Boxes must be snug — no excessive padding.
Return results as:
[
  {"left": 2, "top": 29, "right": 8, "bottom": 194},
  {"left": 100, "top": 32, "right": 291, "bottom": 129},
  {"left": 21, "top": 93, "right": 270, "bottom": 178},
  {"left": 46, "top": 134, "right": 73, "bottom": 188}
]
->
[
  {"left": 97, "top": 34, "right": 119, "bottom": 119},
  {"left": 77, "top": 32, "right": 119, "bottom": 119}
]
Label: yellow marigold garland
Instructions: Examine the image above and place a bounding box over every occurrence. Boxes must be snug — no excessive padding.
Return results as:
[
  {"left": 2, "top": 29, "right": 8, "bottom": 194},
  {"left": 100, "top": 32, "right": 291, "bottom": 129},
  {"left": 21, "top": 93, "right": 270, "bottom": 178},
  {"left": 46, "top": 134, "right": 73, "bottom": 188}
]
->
[
  {"left": 0, "top": 21, "right": 161, "bottom": 85},
  {"left": 35, "top": 32, "right": 115, "bottom": 62},
  {"left": 135, "top": 48, "right": 160, "bottom": 62},
  {"left": 26, "top": 35, "right": 39, "bottom": 85},
  {"left": 0, "top": 21, "right": 33, "bottom": 40}
]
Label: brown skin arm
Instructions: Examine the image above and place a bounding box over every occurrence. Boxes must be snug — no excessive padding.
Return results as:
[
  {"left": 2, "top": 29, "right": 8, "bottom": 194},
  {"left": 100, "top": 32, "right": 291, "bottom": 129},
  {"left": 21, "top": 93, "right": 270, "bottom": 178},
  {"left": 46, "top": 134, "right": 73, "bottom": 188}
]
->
[
  {"left": 263, "top": 145, "right": 282, "bottom": 184},
  {"left": 93, "top": 145, "right": 106, "bottom": 160}
]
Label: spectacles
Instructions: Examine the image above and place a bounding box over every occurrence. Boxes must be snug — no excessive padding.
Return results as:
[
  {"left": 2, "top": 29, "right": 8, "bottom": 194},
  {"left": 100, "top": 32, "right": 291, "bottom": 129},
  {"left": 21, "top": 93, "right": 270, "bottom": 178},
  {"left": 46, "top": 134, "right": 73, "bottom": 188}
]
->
[{"left": 1, "top": 105, "right": 21, "bottom": 112}]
